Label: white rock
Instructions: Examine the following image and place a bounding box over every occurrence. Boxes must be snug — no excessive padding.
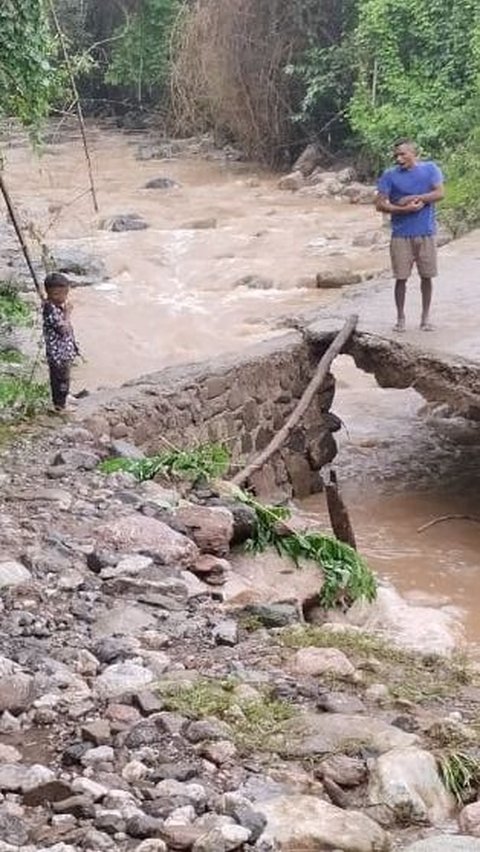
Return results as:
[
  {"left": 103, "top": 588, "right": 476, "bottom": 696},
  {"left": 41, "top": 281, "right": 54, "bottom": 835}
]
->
[
  {"left": 96, "top": 515, "right": 199, "bottom": 568},
  {"left": 0, "top": 656, "right": 21, "bottom": 677},
  {"left": 194, "top": 823, "right": 251, "bottom": 851},
  {"left": 135, "top": 840, "right": 168, "bottom": 852},
  {"left": 95, "top": 662, "right": 154, "bottom": 697},
  {"left": 0, "top": 744, "right": 22, "bottom": 763},
  {"left": 459, "top": 801, "right": 480, "bottom": 836},
  {"left": 122, "top": 760, "right": 148, "bottom": 783},
  {"left": 71, "top": 776, "right": 107, "bottom": 800},
  {"left": 0, "top": 763, "right": 28, "bottom": 791},
  {"left": 155, "top": 779, "right": 207, "bottom": 805},
  {"left": 164, "top": 805, "right": 196, "bottom": 826},
  {"left": 369, "top": 747, "right": 455, "bottom": 825},
  {"left": 81, "top": 745, "right": 114, "bottom": 765},
  {"left": 258, "top": 794, "right": 388, "bottom": 851},
  {"left": 100, "top": 554, "right": 153, "bottom": 580},
  {"left": 293, "top": 647, "right": 355, "bottom": 678},
  {"left": 0, "top": 561, "right": 32, "bottom": 588},
  {"left": 22, "top": 764, "right": 56, "bottom": 792},
  {"left": 140, "top": 651, "right": 171, "bottom": 676},
  {"left": 75, "top": 649, "right": 100, "bottom": 677}
]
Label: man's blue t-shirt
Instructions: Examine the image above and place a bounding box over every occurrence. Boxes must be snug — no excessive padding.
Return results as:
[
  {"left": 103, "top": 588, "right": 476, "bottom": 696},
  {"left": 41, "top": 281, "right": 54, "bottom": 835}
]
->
[{"left": 377, "top": 161, "right": 444, "bottom": 238}]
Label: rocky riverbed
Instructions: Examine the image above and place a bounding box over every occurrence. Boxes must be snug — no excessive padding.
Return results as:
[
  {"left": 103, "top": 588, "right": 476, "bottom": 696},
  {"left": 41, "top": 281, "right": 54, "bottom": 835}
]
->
[{"left": 1, "top": 420, "right": 480, "bottom": 852}]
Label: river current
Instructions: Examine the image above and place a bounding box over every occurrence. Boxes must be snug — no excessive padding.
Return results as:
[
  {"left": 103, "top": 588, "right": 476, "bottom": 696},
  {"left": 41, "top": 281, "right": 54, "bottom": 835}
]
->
[{"left": 3, "top": 122, "right": 480, "bottom": 645}]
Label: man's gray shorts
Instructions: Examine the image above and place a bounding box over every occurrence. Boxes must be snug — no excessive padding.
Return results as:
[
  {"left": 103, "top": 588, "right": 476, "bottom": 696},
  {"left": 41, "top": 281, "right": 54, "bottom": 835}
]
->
[{"left": 390, "top": 236, "right": 438, "bottom": 279}]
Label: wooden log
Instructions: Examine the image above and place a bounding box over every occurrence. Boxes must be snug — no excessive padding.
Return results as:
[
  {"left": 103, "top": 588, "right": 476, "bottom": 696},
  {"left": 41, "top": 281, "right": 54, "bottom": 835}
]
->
[
  {"left": 231, "top": 315, "right": 358, "bottom": 488},
  {"left": 323, "top": 469, "right": 357, "bottom": 550}
]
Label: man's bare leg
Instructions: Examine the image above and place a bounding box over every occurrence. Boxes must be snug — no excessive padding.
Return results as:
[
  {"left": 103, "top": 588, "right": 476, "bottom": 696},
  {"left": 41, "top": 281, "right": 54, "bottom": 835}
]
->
[
  {"left": 420, "top": 277, "right": 433, "bottom": 329},
  {"left": 394, "top": 279, "right": 407, "bottom": 331}
]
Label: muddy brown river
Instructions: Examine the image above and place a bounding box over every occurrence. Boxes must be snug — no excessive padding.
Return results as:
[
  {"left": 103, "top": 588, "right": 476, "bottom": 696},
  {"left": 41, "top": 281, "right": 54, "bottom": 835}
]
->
[{"left": 3, "top": 123, "right": 480, "bottom": 646}]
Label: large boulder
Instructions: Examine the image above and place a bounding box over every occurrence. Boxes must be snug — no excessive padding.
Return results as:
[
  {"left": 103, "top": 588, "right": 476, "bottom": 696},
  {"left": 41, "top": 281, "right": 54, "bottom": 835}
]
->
[
  {"left": 258, "top": 795, "right": 390, "bottom": 851},
  {"left": 51, "top": 246, "right": 108, "bottom": 286},
  {"left": 292, "top": 144, "right": 324, "bottom": 177},
  {"left": 273, "top": 712, "right": 418, "bottom": 758},
  {"left": 95, "top": 515, "right": 199, "bottom": 568},
  {"left": 369, "top": 747, "right": 455, "bottom": 825},
  {"left": 170, "top": 505, "right": 234, "bottom": 557}
]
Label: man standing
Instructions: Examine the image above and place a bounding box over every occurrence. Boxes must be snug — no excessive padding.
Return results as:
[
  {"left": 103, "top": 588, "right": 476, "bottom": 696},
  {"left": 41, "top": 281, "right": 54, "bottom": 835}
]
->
[{"left": 376, "top": 139, "right": 444, "bottom": 331}]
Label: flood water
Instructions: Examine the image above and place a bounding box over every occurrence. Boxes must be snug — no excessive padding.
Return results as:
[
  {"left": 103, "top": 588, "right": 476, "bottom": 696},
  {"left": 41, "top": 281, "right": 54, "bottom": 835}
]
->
[{"left": 3, "top": 123, "right": 480, "bottom": 645}]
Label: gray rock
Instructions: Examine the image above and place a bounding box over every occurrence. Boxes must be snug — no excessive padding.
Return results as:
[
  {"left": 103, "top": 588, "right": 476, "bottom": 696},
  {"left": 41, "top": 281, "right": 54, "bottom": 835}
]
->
[
  {"left": 135, "top": 841, "right": 168, "bottom": 852},
  {"left": 81, "top": 719, "right": 112, "bottom": 745},
  {"left": 145, "top": 177, "right": 180, "bottom": 189},
  {"left": 0, "top": 764, "right": 28, "bottom": 792},
  {"left": 220, "top": 793, "right": 267, "bottom": 842},
  {"left": 92, "top": 603, "right": 157, "bottom": 639},
  {"left": 258, "top": 795, "right": 388, "bottom": 852},
  {"left": 212, "top": 620, "right": 239, "bottom": 647},
  {"left": 316, "top": 754, "right": 367, "bottom": 788},
  {"left": 93, "top": 636, "right": 139, "bottom": 664},
  {"left": 317, "top": 691, "right": 366, "bottom": 714},
  {"left": 369, "top": 747, "right": 455, "bottom": 825},
  {"left": 237, "top": 603, "right": 300, "bottom": 628},
  {"left": 127, "top": 814, "right": 165, "bottom": 839},
  {"left": 23, "top": 779, "right": 72, "bottom": 806},
  {"left": 0, "top": 673, "right": 34, "bottom": 712},
  {"left": 294, "top": 647, "right": 355, "bottom": 678},
  {"left": 186, "top": 719, "right": 231, "bottom": 744},
  {"left": 95, "top": 662, "right": 154, "bottom": 698},
  {"left": 102, "top": 214, "right": 149, "bottom": 232},
  {"left": 52, "top": 246, "right": 108, "bottom": 285},
  {"left": 100, "top": 554, "right": 153, "bottom": 580},
  {"left": 155, "top": 780, "right": 207, "bottom": 808},
  {"left": 96, "top": 515, "right": 199, "bottom": 568},
  {"left": 52, "top": 794, "right": 96, "bottom": 818},
  {"left": 111, "top": 439, "right": 145, "bottom": 460},
  {"left": 95, "top": 810, "right": 127, "bottom": 834},
  {"left": 199, "top": 740, "right": 237, "bottom": 765},
  {"left": 274, "top": 712, "right": 418, "bottom": 757},
  {"left": 125, "top": 720, "right": 164, "bottom": 749},
  {"left": 0, "top": 809, "right": 29, "bottom": 846},
  {"left": 0, "top": 561, "right": 32, "bottom": 588},
  {"left": 193, "top": 823, "right": 251, "bottom": 851},
  {"left": 53, "top": 448, "right": 100, "bottom": 470},
  {"left": 80, "top": 745, "right": 115, "bottom": 766}
]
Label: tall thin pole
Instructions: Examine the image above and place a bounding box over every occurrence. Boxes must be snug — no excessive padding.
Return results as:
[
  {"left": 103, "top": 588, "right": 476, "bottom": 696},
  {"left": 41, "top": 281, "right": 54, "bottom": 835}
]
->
[
  {"left": 47, "top": 0, "right": 99, "bottom": 214},
  {"left": 0, "top": 173, "right": 43, "bottom": 298}
]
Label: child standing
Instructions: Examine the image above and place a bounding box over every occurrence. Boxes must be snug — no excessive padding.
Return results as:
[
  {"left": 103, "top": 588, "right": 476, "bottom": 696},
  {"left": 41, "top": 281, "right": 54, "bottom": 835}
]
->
[{"left": 42, "top": 273, "right": 79, "bottom": 411}]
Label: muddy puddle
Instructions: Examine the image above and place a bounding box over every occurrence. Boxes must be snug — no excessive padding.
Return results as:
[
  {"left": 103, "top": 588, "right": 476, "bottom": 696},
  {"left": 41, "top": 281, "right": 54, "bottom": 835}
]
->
[{"left": 2, "top": 123, "right": 479, "bottom": 648}]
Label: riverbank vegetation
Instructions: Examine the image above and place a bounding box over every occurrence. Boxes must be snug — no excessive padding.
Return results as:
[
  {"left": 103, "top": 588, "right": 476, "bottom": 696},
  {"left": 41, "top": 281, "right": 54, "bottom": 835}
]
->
[{"left": 1, "top": 1, "right": 480, "bottom": 228}]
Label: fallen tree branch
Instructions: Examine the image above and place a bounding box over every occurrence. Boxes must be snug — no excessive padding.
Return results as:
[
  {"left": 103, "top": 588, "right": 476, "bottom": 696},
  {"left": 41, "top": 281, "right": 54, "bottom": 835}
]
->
[
  {"left": 418, "top": 515, "right": 480, "bottom": 534},
  {"left": 231, "top": 314, "right": 358, "bottom": 487},
  {"left": 0, "top": 173, "right": 43, "bottom": 298}
]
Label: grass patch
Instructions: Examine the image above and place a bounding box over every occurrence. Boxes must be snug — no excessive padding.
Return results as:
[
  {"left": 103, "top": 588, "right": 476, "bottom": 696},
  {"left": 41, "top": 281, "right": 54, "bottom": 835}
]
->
[
  {"left": 158, "top": 678, "right": 294, "bottom": 752},
  {"left": 438, "top": 751, "right": 480, "bottom": 803},
  {"left": 0, "top": 349, "right": 25, "bottom": 364},
  {"left": 99, "top": 442, "right": 230, "bottom": 483},
  {"left": 281, "top": 625, "right": 473, "bottom": 704},
  {"left": 239, "top": 493, "right": 377, "bottom": 610},
  {"left": 0, "top": 376, "right": 49, "bottom": 419},
  {"left": 0, "top": 285, "right": 33, "bottom": 327}
]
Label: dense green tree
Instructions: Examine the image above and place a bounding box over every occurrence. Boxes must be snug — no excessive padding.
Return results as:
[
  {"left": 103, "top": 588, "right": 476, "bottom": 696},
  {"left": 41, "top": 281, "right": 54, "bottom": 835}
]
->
[{"left": 0, "top": 0, "right": 60, "bottom": 129}]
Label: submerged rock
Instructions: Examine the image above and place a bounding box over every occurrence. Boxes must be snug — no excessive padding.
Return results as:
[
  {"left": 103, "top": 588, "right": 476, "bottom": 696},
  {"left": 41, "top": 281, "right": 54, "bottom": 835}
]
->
[{"left": 101, "top": 213, "right": 149, "bottom": 232}]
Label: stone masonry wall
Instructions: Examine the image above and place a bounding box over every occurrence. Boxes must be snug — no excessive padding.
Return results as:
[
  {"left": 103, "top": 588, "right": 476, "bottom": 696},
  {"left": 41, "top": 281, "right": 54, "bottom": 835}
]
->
[{"left": 76, "top": 331, "right": 339, "bottom": 498}]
